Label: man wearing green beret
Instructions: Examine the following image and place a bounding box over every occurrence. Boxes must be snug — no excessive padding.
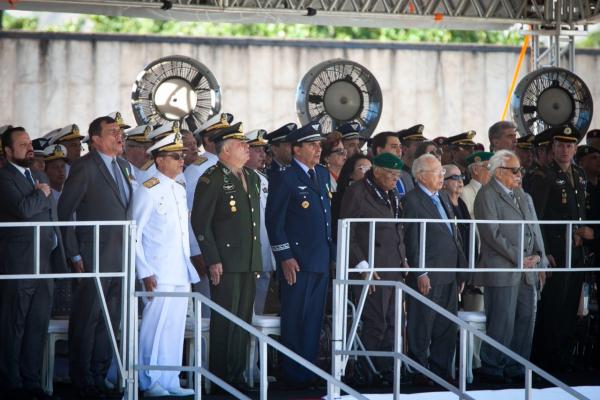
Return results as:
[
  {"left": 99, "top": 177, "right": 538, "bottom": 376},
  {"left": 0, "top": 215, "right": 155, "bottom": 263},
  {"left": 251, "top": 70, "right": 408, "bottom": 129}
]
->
[
  {"left": 191, "top": 122, "right": 262, "bottom": 392},
  {"left": 460, "top": 151, "right": 492, "bottom": 217},
  {"left": 339, "top": 152, "right": 408, "bottom": 385}
]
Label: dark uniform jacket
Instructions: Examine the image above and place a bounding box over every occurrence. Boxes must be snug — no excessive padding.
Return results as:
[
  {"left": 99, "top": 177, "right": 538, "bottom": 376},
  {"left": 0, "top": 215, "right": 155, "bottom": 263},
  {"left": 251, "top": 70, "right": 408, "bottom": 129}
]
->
[
  {"left": 402, "top": 185, "right": 467, "bottom": 286},
  {"left": 266, "top": 160, "right": 335, "bottom": 273},
  {"left": 0, "top": 164, "right": 67, "bottom": 274},
  {"left": 57, "top": 151, "right": 133, "bottom": 272},
  {"left": 340, "top": 174, "right": 406, "bottom": 281},
  {"left": 525, "top": 160, "right": 587, "bottom": 266},
  {"left": 191, "top": 162, "right": 262, "bottom": 273}
]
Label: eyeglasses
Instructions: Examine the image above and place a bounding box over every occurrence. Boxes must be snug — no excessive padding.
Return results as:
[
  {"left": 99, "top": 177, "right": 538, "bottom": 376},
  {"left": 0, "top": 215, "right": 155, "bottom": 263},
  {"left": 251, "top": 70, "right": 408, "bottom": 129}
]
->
[
  {"left": 356, "top": 165, "right": 371, "bottom": 172},
  {"left": 444, "top": 174, "right": 465, "bottom": 181},
  {"left": 499, "top": 166, "right": 525, "bottom": 175},
  {"left": 161, "top": 152, "right": 184, "bottom": 161}
]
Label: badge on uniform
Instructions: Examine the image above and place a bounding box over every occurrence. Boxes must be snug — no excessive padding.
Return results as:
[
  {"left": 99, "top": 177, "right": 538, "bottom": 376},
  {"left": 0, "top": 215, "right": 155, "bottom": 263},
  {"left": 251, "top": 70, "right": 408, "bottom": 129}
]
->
[
  {"left": 301, "top": 200, "right": 310, "bottom": 209},
  {"left": 555, "top": 178, "right": 566, "bottom": 186},
  {"left": 561, "top": 190, "right": 568, "bottom": 204},
  {"left": 223, "top": 183, "right": 235, "bottom": 191},
  {"left": 230, "top": 199, "right": 237, "bottom": 212}
]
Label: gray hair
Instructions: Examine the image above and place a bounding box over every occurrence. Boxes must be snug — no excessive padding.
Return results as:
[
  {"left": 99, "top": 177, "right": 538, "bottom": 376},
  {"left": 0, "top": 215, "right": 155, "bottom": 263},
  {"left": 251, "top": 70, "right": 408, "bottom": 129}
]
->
[
  {"left": 442, "top": 163, "right": 460, "bottom": 178},
  {"left": 488, "top": 149, "right": 518, "bottom": 175},
  {"left": 488, "top": 120, "right": 516, "bottom": 150},
  {"left": 412, "top": 153, "right": 439, "bottom": 178}
]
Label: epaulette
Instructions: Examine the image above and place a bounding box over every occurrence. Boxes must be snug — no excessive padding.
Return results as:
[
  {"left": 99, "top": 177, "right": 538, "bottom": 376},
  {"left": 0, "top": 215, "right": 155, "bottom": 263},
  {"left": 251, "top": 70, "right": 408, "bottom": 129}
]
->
[
  {"left": 193, "top": 156, "right": 208, "bottom": 166},
  {"left": 141, "top": 159, "right": 154, "bottom": 171},
  {"left": 205, "top": 165, "right": 218, "bottom": 175},
  {"left": 143, "top": 177, "right": 160, "bottom": 188}
]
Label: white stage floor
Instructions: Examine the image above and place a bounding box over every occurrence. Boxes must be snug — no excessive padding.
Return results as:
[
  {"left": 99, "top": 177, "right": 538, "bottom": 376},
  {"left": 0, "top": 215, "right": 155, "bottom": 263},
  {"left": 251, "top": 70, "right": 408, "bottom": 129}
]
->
[{"left": 339, "top": 386, "right": 600, "bottom": 399}]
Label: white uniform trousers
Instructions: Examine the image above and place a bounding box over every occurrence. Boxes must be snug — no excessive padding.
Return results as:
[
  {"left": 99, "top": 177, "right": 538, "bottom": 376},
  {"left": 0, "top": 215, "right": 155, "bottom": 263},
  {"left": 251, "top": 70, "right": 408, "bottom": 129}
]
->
[{"left": 139, "top": 284, "right": 190, "bottom": 391}]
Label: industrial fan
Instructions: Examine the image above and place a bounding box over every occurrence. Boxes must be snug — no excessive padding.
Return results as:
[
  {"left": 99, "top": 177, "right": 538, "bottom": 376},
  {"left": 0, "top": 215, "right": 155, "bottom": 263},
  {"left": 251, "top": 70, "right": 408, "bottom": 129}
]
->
[
  {"left": 296, "top": 59, "right": 382, "bottom": 137},
  {"left": 131, "top": 55, "right": 221, "bottom": 132},
  {"left": 511, "top": 67, "right": 593, "bottom": 137}
]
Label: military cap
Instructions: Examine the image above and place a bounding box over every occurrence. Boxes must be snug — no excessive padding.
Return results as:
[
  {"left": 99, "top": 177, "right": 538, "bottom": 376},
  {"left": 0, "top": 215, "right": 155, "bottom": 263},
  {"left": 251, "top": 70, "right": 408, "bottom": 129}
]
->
[
  {"left": 107, "top": 111, "right": 131, "bottom": 129},
  {"left": 264, "top": 123, "right": 297, "bottom": 144},
  {"left": 287, "top": 121, "right": 323, "bottom": 144},
  {"left": 432, "top": 136, "right": 447, "bottom": 147},
  {"left": 147, "top": 132, "right": 184, "bottom": 154},
  {"left": 544, "top": 124, "right": 581, "bottom": 143},
  {"left": 338, "top": 122, "right": 362, "bottom": 141},
  {"left": 444, "top": 130, "right": 476, "bottom": 147},
  {"left": 397, "top": 124, "right": 426, "bottom": 143},
  {"left": 43, "top": 144, "right": 68, "bottom": 162},
  {"left": 586, "top": 129, "right": 600, "bottom": 140},
  {"left": 193, "top": 113, "right": 234, "bottom": 139},
  {"left": 532, "top": 128, "right": 553, "bottom": 148},
  {"left": 32, "top": 138, "right": 50, "bottom": 157},
  {"left": 516, "top": 135, "right": 535, "bottom": 150},
  {"left": 48, "top": 124, "right": 83, "bottom": 144},
  {"left": 372, "top": 152, "right": 404, "bottom": 170},
  {"left": 465, "top": 151, "right": 493, "bottom": 166},
  {"left": 147, "top": 121, "right": 180, "bottom": 142},
  {"left": 125, "top": 124, "right": 152, "bottom": 143},
  {"left": 245, "top": 129, "right": 268, "bottom": 146},
  {"left": 575, "top": 145, "right": 600, "bottom": 161},
  {"left": 209, "top": 122, "right": 245, "bottom": 143}
]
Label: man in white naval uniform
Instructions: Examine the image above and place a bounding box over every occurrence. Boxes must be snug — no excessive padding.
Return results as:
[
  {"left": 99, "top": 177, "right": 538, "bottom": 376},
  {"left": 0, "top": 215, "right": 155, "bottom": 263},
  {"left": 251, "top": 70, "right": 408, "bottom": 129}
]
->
[
  {"left": 122, "top": 124, "right": 152, "bottom": 189},
  {"left": 137, "top": 122, "right": 186, "bottom": 186},
  {"left": 133, "top": 132, "right": 200, "bottom": 397},
  {"left": 184, "top": 113, "right": 234, "bottom": 314},
  {"left": 244, "top": 129, "right": 276, "bottom": 314}
]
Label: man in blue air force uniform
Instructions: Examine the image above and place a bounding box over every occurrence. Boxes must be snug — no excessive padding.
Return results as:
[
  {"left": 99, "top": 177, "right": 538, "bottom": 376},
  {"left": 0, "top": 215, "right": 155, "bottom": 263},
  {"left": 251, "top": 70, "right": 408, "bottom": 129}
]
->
[{"left": 265, "top": 121, "right": 335, "bottom": 388}]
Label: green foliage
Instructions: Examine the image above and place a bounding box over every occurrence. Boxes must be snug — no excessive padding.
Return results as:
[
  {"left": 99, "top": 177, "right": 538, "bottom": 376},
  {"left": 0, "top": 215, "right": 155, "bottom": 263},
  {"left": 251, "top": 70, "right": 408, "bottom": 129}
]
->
[
  {"left": 1, "top": 11, "right": 38, "bottom": 30},
  {"left": 1, "top": 12, "right": 526, "bottom": 45},
  {"left": 579, "top": 30, "right": 600, "bottom": 48}
]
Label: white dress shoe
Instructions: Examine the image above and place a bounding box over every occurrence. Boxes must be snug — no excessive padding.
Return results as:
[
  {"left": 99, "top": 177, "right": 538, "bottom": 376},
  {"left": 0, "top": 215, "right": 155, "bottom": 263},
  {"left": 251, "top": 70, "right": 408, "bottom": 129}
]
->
[
  {"left": 144, "top": 383, "right": 170, "bottom": 397},
  {"left": 168, "top": 386, "right": 195, "bottom": 396}
]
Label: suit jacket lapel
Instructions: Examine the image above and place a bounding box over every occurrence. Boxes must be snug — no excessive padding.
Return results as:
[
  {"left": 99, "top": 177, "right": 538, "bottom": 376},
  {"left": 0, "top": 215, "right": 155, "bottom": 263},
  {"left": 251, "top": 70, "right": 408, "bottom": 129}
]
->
[
  {"left": 92, "top": 151, "right": 125, "bottom": 207},
  {"left": 6, "top": 163, "right": 34, "bottom": 194}
]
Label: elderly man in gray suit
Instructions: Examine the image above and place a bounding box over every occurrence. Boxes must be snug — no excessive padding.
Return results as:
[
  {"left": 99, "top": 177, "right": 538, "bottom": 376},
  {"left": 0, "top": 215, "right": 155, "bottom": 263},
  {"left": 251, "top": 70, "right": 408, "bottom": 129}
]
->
[
  {"left": 58, "top": 116, "right": 133, "bottom": 398},
  {"left": 473, "top": 149, "right": 547, "bottom": 383}
]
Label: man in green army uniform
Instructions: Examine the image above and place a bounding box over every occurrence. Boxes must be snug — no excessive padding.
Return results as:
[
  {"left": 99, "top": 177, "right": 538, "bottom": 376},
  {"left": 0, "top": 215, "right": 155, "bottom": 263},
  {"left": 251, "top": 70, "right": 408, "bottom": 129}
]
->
[{"left": 191, "top": 121, "right": 262, "bottom": 392}]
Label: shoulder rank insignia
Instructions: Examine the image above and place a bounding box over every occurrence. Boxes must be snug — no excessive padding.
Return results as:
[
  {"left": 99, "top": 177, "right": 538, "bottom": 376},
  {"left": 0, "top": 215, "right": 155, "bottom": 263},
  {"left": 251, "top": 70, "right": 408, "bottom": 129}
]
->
[
  {"left": 205, "top": 165, "right": 217, "bottom": 175},
  {"left": 141, "top": 160, "right": 154, "bottom": 171},
  {"left": 193, "top": 156, "right": 208, "bottom": 166},
  {"left": 143, "top": 177, "right": 160, "bottom": 189},
  {"left": 200, "top": 176, "right": 210, "bottom": 184}
]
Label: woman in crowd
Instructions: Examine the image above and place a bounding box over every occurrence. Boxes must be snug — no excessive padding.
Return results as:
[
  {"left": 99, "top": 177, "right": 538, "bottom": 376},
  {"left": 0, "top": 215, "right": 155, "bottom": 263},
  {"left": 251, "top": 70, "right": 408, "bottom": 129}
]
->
[
  {"left": 321, "top": 132, "right": 348, "bottom": 193},
  {"left": 414, "top": 140, "right": 443, "bottom": 161}
]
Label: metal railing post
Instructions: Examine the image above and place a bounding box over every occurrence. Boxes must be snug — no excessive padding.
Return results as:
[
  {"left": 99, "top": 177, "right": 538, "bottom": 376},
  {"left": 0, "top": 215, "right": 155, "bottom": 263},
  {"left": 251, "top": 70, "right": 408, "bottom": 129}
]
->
[
  {"left": 566, "top": 224, "right": 573, "bottom": 268},
  {"left": 194, "top": 296, "right": 201, "bottom": 400},
  {"left": 33, "top": 225, "right": 40, "bottom": 275},
  {"left": 459, "top": 327, "right": 467, "bottom": 398},
  {"left": 468, "top": 221, "right": 476, "bottom": 269},
  {"left": 393, "top": 285, "right": 403, "bottom": 400},
  {"left": 525, "top": 367, "right": 532, "bottom": 400},
  {"left": 119, "top": 224, "right": 129, "bottom": 388},
  {"left": 126, "top": 223, "right": 137, "bottom": 400},
  {"left": 94, "top": 224, "right": 100, "bottom": 273},
  {"left": 330, "top": 219, "right": 347, "bottom": 399},
  {"left": 259, "top": 339, "right": 268, "bottom": 400},
  {"left": 518, "top": 223, "right": 525, "bottom": 269},
  {"left": 418, "top": 221, "right": 427, "bottom": 269}
]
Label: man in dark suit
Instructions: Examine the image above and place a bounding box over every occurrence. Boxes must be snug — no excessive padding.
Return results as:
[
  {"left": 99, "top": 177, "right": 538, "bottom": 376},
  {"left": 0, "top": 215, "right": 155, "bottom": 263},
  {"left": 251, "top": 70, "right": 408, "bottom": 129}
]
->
[
  {"left": 191, "top": 122, "right": 263, "bottom": 391},
  {"left": 266, "top": 121, "right": 335, "bottom": 388},
  {"left": 402, "top": 153, "right": 467, "bottom": 381},
  {"left": 58, "top": 116, "right": 133, "bottom": 398},
  {"left": 0, "top": 127, "right": 67, "bottom": 400},
  {"left": 473, "top": 150, "right": 547, "bottom": 383},
  {"left": 340, "top": 152, "right": 408, "bottom": 384}
]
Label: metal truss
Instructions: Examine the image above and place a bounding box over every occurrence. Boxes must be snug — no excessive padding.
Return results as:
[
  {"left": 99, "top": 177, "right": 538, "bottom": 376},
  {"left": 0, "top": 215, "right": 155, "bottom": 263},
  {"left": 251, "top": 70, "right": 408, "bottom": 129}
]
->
[{"left": 2, "top": 0, "right": 600, "bottom": 30}]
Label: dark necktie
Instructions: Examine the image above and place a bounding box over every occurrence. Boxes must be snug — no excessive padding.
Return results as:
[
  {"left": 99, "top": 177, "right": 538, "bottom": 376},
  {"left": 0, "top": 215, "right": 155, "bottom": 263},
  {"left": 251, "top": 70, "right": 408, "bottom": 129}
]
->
[
  {"left": 24, "top": 169, "right": 35, "bottom": 188},
  {"left": 308, "top": 169, "right": 318, "bottom": 186},
  {"left": 111, "top": 159, "right": 127, "bottom": 205}
]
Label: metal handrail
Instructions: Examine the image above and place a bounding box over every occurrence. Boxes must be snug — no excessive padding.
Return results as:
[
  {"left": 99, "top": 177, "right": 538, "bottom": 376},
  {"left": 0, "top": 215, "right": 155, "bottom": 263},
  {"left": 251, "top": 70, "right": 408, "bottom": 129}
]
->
[
  {"left": 0, "top": 220, "right": 135, "bottom": 394},
  {"left": 132, "top": 291, "right": 370, "bottom": 400}
]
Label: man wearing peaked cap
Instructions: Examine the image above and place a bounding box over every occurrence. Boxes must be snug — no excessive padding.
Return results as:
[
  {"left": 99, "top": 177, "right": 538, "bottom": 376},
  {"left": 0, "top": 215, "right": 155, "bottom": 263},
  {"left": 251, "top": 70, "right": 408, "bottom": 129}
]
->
[
  {"left": 265, "top": 121, "right": 336, "bottom": 388},
  {"left": 444, "top": 130, "right": 477, "bottom": 175},
  {"left": 31, "top": 137, "right": 50, "bottom": 173},
  {"left": 48, "top": 124, "right": 84, "bottom": 167},
  {"left": 0, "top": 126, "right": 67, "bottom": 400},
  {"left": 523, "top": 129, "right": 555, "bottom": 192},
  {"left": 460, "top": 151, "right": 492, "bottom": 217},
  {"left": 397, "top": 124, "right": 426, "bottom": 174},
  {"left": 339, "top": 152, "right": 408, "bottom": 384},
  {"left": 122, "top": 124, "right": 152, "bottom": 185},
  {"left": 133, "top": 132, "right": 199, "bottom": 397},
  {"left": 43, "top": 144, "right": 69, "bottom": 202},
  {"left": 244, "top": 129, "right": 276, "bottom": 315},
  {"left": 586, "top": 129, "right": 600, "bottom": 150},
  {"left": 516, "top": 135, "right": 535, "bottom": 170},
  {"left": 136, "top": 122, "right": 186, "bottom": 187},
  {"left": 527, "top": 124, "right": 590, "bottom": 371},
  {"left": 338, "top": 121, "right": 363, "bottom": 158},
  {"left": 57, "top": 115, "right": 133, "bottom": 397},
  {"left": 185, "top": 113, "right": 234, "bottom": 316},
  {"left": 191, "top": 121, "right": 262, "bottom": 391},
  {"left": 264, "top": 122, "right": 296, "bottom": 179}
]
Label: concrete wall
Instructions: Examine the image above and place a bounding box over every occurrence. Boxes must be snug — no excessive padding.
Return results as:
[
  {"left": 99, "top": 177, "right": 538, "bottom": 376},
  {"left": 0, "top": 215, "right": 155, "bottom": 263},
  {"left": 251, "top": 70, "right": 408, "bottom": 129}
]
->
[{"left": 1, "top": 31, "right": 599, "bottom": 147}]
